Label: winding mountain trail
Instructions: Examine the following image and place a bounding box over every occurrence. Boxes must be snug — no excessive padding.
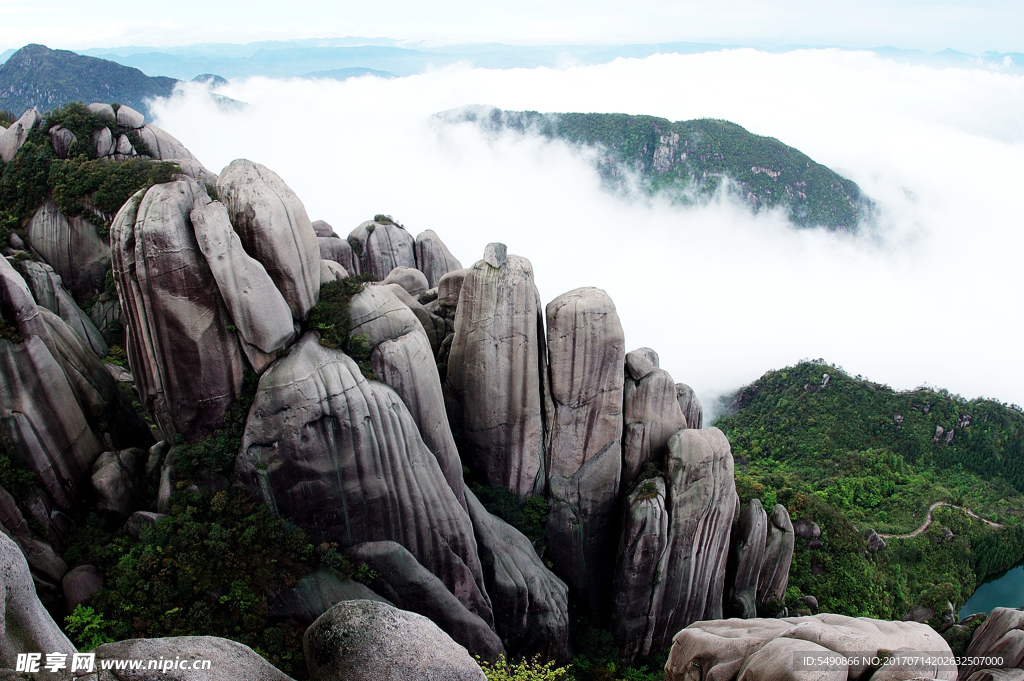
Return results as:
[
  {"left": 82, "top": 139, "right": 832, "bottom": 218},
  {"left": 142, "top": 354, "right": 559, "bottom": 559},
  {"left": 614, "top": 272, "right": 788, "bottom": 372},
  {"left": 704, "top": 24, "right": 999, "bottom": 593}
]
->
[{"left": 879, "top": 502, "right": 1003, "bottom": 539}]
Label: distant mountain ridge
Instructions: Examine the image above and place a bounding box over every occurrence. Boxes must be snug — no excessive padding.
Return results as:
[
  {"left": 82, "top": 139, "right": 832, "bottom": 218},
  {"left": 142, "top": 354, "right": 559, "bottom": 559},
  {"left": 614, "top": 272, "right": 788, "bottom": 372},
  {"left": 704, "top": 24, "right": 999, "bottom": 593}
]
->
[
  {"left": 445, "top": 107, "right": 870, "bottom": 231},
  {"left": 0, "top": 44, "right": 178, "bottom": 117}
]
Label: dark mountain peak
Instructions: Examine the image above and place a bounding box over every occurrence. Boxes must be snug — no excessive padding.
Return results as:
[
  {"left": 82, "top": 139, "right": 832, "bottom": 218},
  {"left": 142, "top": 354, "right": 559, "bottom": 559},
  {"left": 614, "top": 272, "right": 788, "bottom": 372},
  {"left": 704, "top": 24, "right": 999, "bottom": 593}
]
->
[{"left": 0, "top": 43, "right": 178, "bottom": 117}]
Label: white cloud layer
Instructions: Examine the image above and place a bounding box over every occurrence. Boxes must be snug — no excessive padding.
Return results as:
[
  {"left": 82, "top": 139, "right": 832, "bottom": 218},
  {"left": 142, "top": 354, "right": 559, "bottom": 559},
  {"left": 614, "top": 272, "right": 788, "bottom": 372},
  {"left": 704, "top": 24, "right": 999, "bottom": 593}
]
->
[{"left": 150, "top": 49, "right": 1024, "bottom": 418}]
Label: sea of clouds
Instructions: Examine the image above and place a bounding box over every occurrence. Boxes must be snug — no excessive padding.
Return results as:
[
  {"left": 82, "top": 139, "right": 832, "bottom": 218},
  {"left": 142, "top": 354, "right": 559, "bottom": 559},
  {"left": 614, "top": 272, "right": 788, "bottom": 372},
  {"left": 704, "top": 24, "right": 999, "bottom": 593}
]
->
[{"left": 149, "top": 48, "right": 1024, "bottom": 419}]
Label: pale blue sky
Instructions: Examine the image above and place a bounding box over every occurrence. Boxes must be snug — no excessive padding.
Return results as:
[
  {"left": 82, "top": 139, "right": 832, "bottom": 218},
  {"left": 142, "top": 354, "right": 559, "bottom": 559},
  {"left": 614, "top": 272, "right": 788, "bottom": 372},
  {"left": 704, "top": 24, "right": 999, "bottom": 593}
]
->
[{"left": 0, "top": 0, "right": 1021, "bottom": 53}]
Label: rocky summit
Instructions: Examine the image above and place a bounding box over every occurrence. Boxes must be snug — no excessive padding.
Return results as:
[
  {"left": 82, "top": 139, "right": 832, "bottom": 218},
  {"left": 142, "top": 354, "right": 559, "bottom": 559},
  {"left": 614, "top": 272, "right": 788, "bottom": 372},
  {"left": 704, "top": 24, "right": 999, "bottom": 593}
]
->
[{"left": 0, "top": 100, "right": 1018, "bottom": 681}]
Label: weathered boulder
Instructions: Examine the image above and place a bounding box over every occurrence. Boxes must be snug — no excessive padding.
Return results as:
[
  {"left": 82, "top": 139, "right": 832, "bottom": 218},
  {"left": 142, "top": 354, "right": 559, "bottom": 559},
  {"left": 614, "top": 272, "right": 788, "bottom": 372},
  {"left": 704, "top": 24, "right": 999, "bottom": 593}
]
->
[
  {"left": 793, "top": 518, "right": 821, "bottom": 540},
  {"left": 190, "top": 190, "right": 296, "bottom": 372},
  {"left": 94, "top": 126, "right": 115, "bottom": 157},
  {"left": 304, "top": 600, "right": 486, "bottom": 681},
  {"left": 124, "top": 511, "right": 167, "bottom": 539},
  {"left": 134, "top": 123, "right": 219, "bottom": 184},
  {"left": 611, "top": 476, "right": 670, "bottom": 663},
  {"left": 320, "top": 259, "right": 349, "bottom": 285},
  {"left": 465, "top": 488, "right": 570, "bottom": 662},
  {"left": 415, "top": 230, "right": 463, "bottom": 289},
  {"left": 312, "top": 220, "right": 337, "bottom": 238},
  {"left": 347, "top": 219, "right": 417, "bottom": 281},
  {"left": 0, "top": 108, "right": 41, "bottom": 163},
  {"left": 544, "top": 287, "right": 624, "bottom": 611},
  {"left": 116, "top": 105, "right": 146, "bottom": 128},
  {"left": 437, "top": 269, "right": 468, "bottom": 309},
  {"left": 622, "top": 348, "right": 687, "bottom": 485},
  {"left": 736, "top": 636, "right": 846, "bottom": 681},
  {"left": 217, "top": 159, "right": 321, "bottom": 320},
  {"left": 236, "top": 333, "right": 492, "bottom": 623},
  {"left": 15, "top": 259, "right": 107, "bottom": 357},
  {"left": 675, "top": 383, "right": 703, "bottom": 430},
  {"left": 445, "top": 247, "right": 546, "bottom": 496},
  {"left": 111, "top": 179, "right": 245, "bottom": 439},
  {"left": 726, "top": 499, "right": 768, "bottom": 619},
  {"left": 90, "top": 448, "right": 147, "bottom": 517},
  {"left": 381, "top": 266, "right": 429, "bottom": 296},
  {"left": 650, "top": 428, "right": 737, "bottom": 649},
  {"left": 757, "top": 504, "right": 795, "bottom": 606},
  {"left": 62, "top": 564, "right": 103, "bottom": 614},
  {"left": 93, "top": 636, "right": 295, "bottom": 680},
  {"left": 382, "top": 283, "right": 448, "bottom": 355},
  {"left": 319, "top": 235, "right": 356, "bottom": 274},
  {"left": 866, "top": 528, "right": 887, "bottom": 553},
  {"left": 348, "top": 286, "right": 465, "bottom": 506},
  {"left": 87, "top": 103, "right": 115, "bottom": 121},
  {"left": 344, "top": 541, "right": 504, "bottom": 661},
  {"left": 270, "top": 567, "right": 390, "bottom": 626},
  {"left": 959, "top": 608, "right": 1024, "bottom": 680},
  {"left": 665, "top": 615, "right": 955, "bottom": 681},
  {"left": 26, "top": 197, "right": 110, "bottom": 301},
  {"left": 0, "top": 531, "right": 76, "bottom": 670},
  {"left": 48, "top": 125, "right": 77, "bottom": 159}
]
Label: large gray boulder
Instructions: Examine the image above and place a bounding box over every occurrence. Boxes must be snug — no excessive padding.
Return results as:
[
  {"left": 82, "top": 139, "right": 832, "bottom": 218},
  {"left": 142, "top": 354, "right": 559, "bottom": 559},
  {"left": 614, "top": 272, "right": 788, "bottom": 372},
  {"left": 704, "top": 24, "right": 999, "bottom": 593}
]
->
[
  {"left": 190, "top": 190, "right": 296, "bottom": 372},
  {"left": 465, "top": 488, "right": 570, "bottom": 662},
  {"left": 319, "top": 235, "right": 356, "bottom": 274},
  {"left": 347, "top": 219, "right": 417, "bottom": 281},
  {"left": 26, "top": 197, "right": 110, "bottom": 301},
  {"left": 344, "top": 541, "right": 504, "bottom": 661},
  {"left": 0, "top": 108, "right": 41, "bottom": 162},
  {"left": 270, "top": 568, "right": 390, "bottom": 626},
  {"left": 348, "top": 286, "right": 465, "bottom": 506},
  {"left": 90, "top": 448, "right": 147, "bottom": 517},
  {"left": 445, "top": 246, "right": 546, "bottom": 496},
  {"left": 62, "top": 564, "right": 103, "bottom": 614},
  {"left": 304, "top": 600, "right": 486, "bottom": 681},
  {"left": 0, "top": 531, "right": 76, "bottom": 671},
  {"left": 757, "top": 504, "right": 795, "bottom": 606},
  {"left": 725, "top": 499, "right": 768, "bottom": 619},
  {"left": 93, "top": 636, "right": 295, "bottom": 680},
  {"left": 15, "top": 260, "right": 107, "bottom": 357},
  {"left": 959, "top": 608, "right": 1024, "bottom": 680},
  {"left": 676, "top": 383, "right": 703, "bottom": 430},
  {"left": 135, "top": 123, "right": 219, "bottom": 185},
  {"left": 622, "top": 348, "right": 687, "bottom": 485},
  {"left": 382, "top": 284, "right": 448, "bottom": 355},
  {"left": 544, "top": 288, "right": 624, "bottom": 612},
  {"left": 111, "top": 179, "right": 245, "bottom": 439},
  {"left": 650, "top": 428, "right": 738, "bottom": 649},
  {"left": 611, "top": 476, "right": 670, "bottom": 663},
  {"left": 381, "top": 266, "right": 429, "bottom": 296},
  {"left": 665, "top": 614, "right": 955, "bottom": 681},
  {"left": 437, "top": 269, "right": 468, "bottom": 309},
  {"left": 415, "top": 230, "right": 463, "bottom": 289},
  {"left": 236, "top": 333, "right": 492, "bottom": 624},
  {"left": 217, "top": 159, "right": 321, "bottom": 321}
]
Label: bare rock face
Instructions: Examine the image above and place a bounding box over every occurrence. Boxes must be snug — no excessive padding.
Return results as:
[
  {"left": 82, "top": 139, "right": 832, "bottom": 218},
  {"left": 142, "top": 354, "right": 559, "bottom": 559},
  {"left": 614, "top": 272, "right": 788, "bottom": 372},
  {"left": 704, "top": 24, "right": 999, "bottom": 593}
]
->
[
  {"left": 959, "top": 608, "right": 1024, "bottom": 680},
  {"left": 111, "top": 179, "right": 245, "bottom": 439},
  {"left": 622, "top": 348, "right": 687, "bottom": 485},
  {"left": 465, "top": 488, "right": 570, "bottom": 662},
  {"left": 965, "top": 671, "right": 1024, "bottom": 681},
  {"left": 319, "top": 236, "right": 356, "bottom": 274},
  {"left": 675, "top": 383, "right": 703, "bottom": 430},
  {"left": 348, "top": 285, "right": 466, "bottom": 507},
  {"left": 793, "top": 518, "right": 821, "bottom": 540},
  {"left": 611, "top": 476, "right": 670, "bottom": 663},
  {"left": 381, "top": 266, "right": 429, "bottom": 296},
  {"left": 87, "top": 103, "right": 115, "bottom": 121},
  {"left": 347, "top": 219, "right": 417, "bottom": 281},
  {"left": 26, "top": 197, "right": 110, "bottom": 301},
  {"left": 136, "top": 123, "right": 219, "bottom": 185},
  {"left": 665, "top": 615, "right": 955, "bottom": 681},
  {"left": 116, "top": 105, "right": 146, "bottom": 128},
  {"left": 382, "top": 284, "right": 448, "bottom": 356},
  {"left": 312, "top": 220, "right": 337, "bottom": 238},
  {"left": 544, "top": 287, "right": 624, "bottom": 612},
  {"left": 757, "top": 504, "right": 795, "bottom": 606},
  {"left": 88, "top": 292, "right": 121, "bottom": 345},
  {"left": 190, "top": 191, "right": 296, "bottom": 372},
  {"left": 15, "top": 259, "right": 107, "bottom": 357},
  {"left": 236, "top": 333, "right": 492, "bottom": 624},
  {"left": 726, "top": 499, "right": 768, "bottom": 619},
  {"left": 90, "top": 448, "right": 147, "bottom": 517},
  {"left": 304, "top": 600, "right": 487, "bottom": 681},
  {"left": 445, "top": 247, "right": 546, "bottom": 496},
  {"left": 270, "top": 567, "right": 390, "bottom": 626},
  {"left": 650, "top": 428, "right": 738, "bottom": 649},
  {"left": 0, "top": 531, "right": 76, "bottom": 670},
  {"left": 437, "top": 269, "right": 469, "bottom": 309},
  {"left": 94, "top": 636, "right": 296, "bottom": 681},
  {"left": 320, "top": 260, "right": 348, "bottom": 285},
  {"left": 217, "top": 159, "right": 321, "bottom": 320},
  {"left": 0, "top": 108, "right": 41, "bottom": 163},
  {"left": 62, "top": 564, "right": 103, "bottom": 614},
  {"left": 415, "top": 230, "right": 463, "bottom": 289},
  {"left": 344, "top": 541, "right": 505, "bottom": 661}
]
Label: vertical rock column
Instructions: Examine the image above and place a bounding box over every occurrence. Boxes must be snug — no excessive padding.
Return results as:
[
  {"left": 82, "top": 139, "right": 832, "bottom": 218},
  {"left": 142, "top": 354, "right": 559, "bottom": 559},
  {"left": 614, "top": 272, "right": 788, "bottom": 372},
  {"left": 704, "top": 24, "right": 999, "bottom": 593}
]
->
[
  {"left": 621, "top": 348, "right": 687, "bottom": 485},
  {"left": 724, "top": 499, "right": 768, "bottom": 618},
  {"left": 445, "top": 244, "right": 546, "bottom": 497},
  {"left": 757, "top": 504, "right": 795, "bottom": 607},
  {"left": 544, "top": 287, "right": 625, "bottom": 614}
]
